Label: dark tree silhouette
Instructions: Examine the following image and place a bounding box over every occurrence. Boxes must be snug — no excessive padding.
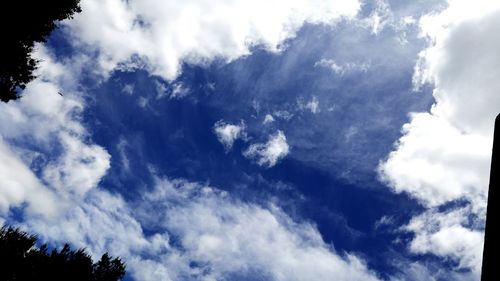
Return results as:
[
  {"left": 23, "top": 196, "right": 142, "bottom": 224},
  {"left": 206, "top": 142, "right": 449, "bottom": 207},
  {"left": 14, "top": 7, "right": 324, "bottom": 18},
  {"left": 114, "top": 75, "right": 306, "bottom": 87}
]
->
[
  {"left": 481, "top": 114, "right": 500, "bottom": 281},
  {"left": 0, "top": 226, "right": 125, "bottom": 281},
  {"left": 0, "top": 1, "right": 81, "bottom": 102}
]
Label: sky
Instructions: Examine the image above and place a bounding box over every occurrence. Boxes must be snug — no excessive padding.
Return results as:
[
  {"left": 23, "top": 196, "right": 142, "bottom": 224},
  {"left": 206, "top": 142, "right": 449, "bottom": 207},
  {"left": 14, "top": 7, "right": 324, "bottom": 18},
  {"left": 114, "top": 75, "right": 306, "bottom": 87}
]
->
[{"left": 1, "top": 0, "right": 499, "bottom": 280}]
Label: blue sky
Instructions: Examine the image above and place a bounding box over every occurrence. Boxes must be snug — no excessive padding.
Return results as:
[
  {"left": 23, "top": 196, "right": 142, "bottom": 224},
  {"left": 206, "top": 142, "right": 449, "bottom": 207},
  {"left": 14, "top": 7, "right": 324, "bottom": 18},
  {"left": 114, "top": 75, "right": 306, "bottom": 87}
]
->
[{"left": 1, "top": 0, "right": 499, "bottom": 280}]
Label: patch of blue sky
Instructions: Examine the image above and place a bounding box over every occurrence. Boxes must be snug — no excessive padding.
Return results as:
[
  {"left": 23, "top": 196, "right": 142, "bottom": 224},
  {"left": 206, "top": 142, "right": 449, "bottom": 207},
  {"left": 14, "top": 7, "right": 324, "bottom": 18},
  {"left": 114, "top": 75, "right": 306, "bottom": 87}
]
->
[{"left": 66, "top": 21, "right": 437, "bottom": 278}]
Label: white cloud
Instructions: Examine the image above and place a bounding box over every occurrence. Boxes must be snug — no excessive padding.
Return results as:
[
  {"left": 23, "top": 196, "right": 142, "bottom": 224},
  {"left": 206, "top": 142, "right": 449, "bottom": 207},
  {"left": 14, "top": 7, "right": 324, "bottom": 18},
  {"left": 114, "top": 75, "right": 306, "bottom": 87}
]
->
[
  {"left": 154, "top": 80, "right": 168, "bottom": 99},
  {"left": 0, "top": 80, "right": 84, "bottom": 144},
  {"left": 244, "top": 130, "right": 289, "bottom": 167},
  {"left": 365, "top": 0, "right": 391, "bottom": 35},
  {"left": 213, "top": 120, "right": 247, "bottom": 151},
  {"left": 23, "top": 188, "right": 181, "bottom": 281},
  {"left": 297, "top": 96, "right": 321, "bottom": 114},
  {"left": 274, "top": 110, "right": 294, "bottom": 121},
  {"left": 414, "top": 1, "right": 500, "bottom": 135},
  {"left": 152, "top": 80, "right": 190, "bottom": 100},
  {"left": 138, "top": 178, "right": 382, "bottom": 281},
  {"left": 316, "top": 59, "right": 345, "bottom": 74},
  {"left": 170, "top": 82, "right": 190, "bottom": 99},
  {"left": 315, "top": 59, "right": 370, "bottom": 75},
  {"left": 379, "top": 113, "right": 490, "bottom": 207},
  {"left": 305, "top": 96, "right": 320, "bottom": 114},
  {"left": 122, "top": 83, "right": 134, "bottom": 95},
  {"left": 42, "top": 132, "right": 111, "bottom": 196},
  {"left": 0, "top": 52, "right": 116, "bottom": 276},
  {"left": 0, "top": 45, "right": 111, "bottom": 206},
  {"left": 405, "top": 207, "right": 484, "bottom": 275},
  {"left": 357, "top": 0, "right": 419, "bottom": 42},
  {"left": 390, "top": 261, "right": 478, "bottom": 281},
  {"left": 379, "top": 0, "right": 500, "bottom": 272},
  {"left": 117, "top": 137, "right": 130, "bottom": 172},
  {"left": 0, "top": 138, "right": 60, "bottom": 217},
  {"left": 65, "top": 0, "right": 361, "bottom": 80},
  {"left": 382, "top": 0, "right": 500, "bottom": 207},
  {"left": 138, "top": 96, "right": 149, "bottom": 108},
  {"left": 33, "top": 55, "right": 110, "bottom": 196},
  {"left": 263, "top": 114, "right": 275, "bottom": 125}
]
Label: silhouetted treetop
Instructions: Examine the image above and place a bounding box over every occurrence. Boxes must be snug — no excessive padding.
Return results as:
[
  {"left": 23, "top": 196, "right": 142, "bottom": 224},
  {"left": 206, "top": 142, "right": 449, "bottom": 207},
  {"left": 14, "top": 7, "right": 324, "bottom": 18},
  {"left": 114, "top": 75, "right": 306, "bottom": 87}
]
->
[
  {"left": 0, "top": 1, "right": 81, "bottom": 102},
  {"left": 0, "top": 226, "right": 126, "bottom": 281}
]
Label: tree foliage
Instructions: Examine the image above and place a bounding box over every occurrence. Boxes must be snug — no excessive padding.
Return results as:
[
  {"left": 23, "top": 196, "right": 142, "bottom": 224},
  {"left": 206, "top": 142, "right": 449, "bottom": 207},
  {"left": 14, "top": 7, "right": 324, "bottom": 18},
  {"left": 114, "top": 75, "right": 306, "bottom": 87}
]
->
[
  {"left": 0, "top": 1, "right": 81, "bottom": 102},
  {"left": 0, "top": 226, "right": 126, "bottom": 281}
]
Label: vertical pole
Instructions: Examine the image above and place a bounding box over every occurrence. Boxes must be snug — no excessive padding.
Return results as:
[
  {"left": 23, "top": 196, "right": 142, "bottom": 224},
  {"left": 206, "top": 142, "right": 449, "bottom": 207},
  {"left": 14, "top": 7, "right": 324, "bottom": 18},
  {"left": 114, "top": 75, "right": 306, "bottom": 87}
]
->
[{"left": 481, "top": 114, "right": 500, "bottom": 281}]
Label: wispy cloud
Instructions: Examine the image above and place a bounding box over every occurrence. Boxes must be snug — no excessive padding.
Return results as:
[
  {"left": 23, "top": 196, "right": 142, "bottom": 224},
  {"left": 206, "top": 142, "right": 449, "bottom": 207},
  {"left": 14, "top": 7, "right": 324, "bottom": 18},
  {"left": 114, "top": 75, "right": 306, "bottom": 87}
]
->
[
  {"left": 298, "top": 96, "right": 320, "bottom": 114},
  {"left": 244, "top": 130, "right": 289, "bottom": 167},
  {"left": 315, "top": 59, "right": 370, "bottom": 75},
  {"left": 170, "top": 82, "right": 189, "bottom": 99},
  {"left": 213, "top": 120, "right": 247, "bottom": 151}
]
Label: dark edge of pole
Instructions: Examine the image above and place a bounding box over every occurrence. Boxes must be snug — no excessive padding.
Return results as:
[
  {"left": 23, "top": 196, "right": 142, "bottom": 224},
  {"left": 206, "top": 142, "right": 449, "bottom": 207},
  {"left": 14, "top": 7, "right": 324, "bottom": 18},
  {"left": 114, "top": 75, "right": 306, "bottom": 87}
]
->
[{"left": 481, "top": 113, "right": 500, "bottom": 281}]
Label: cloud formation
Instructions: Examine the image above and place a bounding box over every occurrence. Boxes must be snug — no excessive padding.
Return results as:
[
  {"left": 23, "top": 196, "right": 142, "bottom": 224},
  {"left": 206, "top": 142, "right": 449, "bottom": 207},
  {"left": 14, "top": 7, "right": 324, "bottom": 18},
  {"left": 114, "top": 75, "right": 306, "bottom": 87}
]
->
[
  {"left": 379, "top": 0, "right": 500, "bottom": 274},
  {"left": 65, "top": 0, "right": 361, "bottom": 79},
  {"left": 139, "top": 178, "right": 382, "bottom": 281},
  {"left": 263, "top": 114, "right": 275, "bottom": 125},
  {"left": 244, "top": 130, "right": 290, "bottom": 167},
  {"left": 315, "top": 59, "right": 370, "bottom": 75},
  {"left": 405, "top": 206, "right": 485, "bottom": 272},
  {"left": 0, "top": 45, "right": 110, "bottom": 212},
  {"left": 5, "top": 171, "right": 382, "bottom": 281},
  {"left": 213, "top": 120, "right": 247, "bottom": 151},
  {"left": 299, "top": 96, "right": 320, "bottom": 114},
  {"left": 0, "top": 138, "right": 59, "bottom": 217}
]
